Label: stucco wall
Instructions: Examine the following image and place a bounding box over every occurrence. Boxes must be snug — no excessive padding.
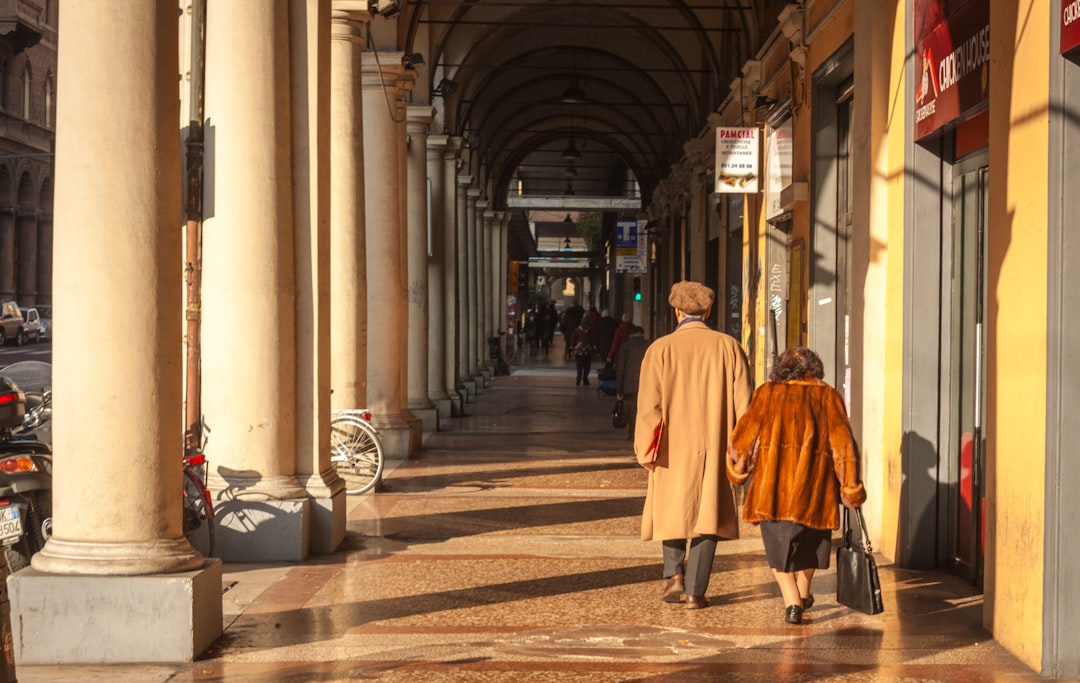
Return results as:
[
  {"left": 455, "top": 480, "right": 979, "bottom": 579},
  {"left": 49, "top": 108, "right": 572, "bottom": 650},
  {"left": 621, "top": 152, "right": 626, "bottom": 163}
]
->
[{"left": 985, "top": 0, "right": 1049, "bottom": 670}]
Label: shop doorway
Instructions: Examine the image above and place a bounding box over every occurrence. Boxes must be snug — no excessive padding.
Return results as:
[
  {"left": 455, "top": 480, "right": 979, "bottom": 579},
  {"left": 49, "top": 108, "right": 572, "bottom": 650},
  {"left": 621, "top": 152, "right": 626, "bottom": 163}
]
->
[{"left": 947, "top": 157, "right": 987, "bottom": 586}]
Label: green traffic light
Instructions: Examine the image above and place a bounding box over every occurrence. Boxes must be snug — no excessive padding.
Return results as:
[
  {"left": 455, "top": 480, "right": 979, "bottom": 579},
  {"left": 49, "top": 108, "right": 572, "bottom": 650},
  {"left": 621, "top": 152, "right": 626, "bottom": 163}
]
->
[{"left": 634, "top": 292, "right": 642, "bottom": 301}]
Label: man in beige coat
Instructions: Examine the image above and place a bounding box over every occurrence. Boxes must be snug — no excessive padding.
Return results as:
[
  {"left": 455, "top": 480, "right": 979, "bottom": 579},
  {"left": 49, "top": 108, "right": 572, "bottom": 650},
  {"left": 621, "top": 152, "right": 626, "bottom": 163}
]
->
[{"left": 634, "top": 281, "right": 753, "bottom": 609}]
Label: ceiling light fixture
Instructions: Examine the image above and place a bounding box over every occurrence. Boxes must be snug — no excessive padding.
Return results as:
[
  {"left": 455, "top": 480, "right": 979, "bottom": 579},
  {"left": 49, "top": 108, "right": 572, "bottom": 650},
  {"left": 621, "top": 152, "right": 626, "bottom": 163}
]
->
[
  {"left": 561, "top": 139, "right": 581, "bottom": 160},
  {"left": 560, "top": 83, "right": 586, "bottom": 104},
  {"left": 564, "top": 162, "right": 578, "bottom": 177}
]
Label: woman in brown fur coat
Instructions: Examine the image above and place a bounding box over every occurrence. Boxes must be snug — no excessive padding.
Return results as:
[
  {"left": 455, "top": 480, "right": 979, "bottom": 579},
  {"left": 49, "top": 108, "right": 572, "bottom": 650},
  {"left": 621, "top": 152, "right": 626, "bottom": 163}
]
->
[{"left": 727, "top": 346, "right": 867, "bottom": 625}]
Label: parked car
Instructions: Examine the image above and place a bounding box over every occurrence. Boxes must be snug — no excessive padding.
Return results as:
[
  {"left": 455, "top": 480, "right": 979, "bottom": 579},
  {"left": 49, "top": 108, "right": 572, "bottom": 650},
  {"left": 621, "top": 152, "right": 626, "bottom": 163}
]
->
[
  {"left": 31, "top": 304, "right": 51, "bottom": 341},
  {"left": 21, "top": 307, "right": 41, "bottom": 344},
  {"left": 0, "top": 301, "right": 26, "bottom": 346}
]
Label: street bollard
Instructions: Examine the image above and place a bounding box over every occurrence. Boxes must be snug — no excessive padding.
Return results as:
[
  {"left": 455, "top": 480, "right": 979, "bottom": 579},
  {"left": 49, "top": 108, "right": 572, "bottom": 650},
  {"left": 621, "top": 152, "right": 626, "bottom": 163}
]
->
[{"left": 0, "top": 557, "right": 16, "bottom": 682}]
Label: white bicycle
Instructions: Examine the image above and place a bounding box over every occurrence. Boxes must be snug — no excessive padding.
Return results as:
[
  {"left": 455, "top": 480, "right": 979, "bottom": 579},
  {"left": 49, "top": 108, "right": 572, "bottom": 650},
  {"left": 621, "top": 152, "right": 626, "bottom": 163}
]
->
[{"left": 330, "top": 409, "right": 385, "bottom": 494}]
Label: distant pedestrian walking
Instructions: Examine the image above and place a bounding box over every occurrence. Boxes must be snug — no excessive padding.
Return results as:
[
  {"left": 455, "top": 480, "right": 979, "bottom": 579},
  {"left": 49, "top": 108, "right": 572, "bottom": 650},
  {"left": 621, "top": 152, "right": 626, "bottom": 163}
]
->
[
  {"left": 568, "top": 321, "right": 596, "bottom": 386},
  {"left": 615, "top": 325, "right": 648, "bottom": 441}
]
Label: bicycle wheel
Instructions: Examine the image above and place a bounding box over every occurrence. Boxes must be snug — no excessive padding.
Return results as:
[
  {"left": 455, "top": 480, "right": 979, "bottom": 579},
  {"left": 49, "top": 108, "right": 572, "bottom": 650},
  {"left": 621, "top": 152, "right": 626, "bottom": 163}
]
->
[
  {"left": 183, "top": 468, "right": 216, "bottom": 557},
  {"left": 330, "top": 415, "right": 384, "bottom": 494}
]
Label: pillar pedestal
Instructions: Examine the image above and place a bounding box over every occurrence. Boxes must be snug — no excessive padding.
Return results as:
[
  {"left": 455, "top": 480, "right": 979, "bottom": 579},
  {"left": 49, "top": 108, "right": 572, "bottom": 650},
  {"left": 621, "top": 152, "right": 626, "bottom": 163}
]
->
[{"left": 10, "top": 561, "right": 222, "bottom": 664}]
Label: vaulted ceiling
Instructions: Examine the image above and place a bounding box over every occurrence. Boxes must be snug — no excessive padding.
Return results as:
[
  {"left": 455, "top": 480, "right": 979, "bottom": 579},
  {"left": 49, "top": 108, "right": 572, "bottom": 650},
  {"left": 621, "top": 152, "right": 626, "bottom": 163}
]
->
[{"left": 394, "top": 0, "right": 788, "bottom": 216}]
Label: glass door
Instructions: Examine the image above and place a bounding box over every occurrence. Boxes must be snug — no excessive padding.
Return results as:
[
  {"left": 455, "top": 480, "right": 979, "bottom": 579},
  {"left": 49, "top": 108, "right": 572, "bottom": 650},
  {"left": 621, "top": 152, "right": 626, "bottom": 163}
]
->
[{"left": 949, "top": 162, "right": 987, "bottom": 586}]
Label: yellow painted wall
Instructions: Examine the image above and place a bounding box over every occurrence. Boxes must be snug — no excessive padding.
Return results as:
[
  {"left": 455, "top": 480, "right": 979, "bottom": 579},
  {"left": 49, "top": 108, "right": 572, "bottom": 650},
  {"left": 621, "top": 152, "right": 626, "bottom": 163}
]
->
[
  {"left": 985, "top": 0, "right": 1048, "bottom": 670},
  {"left": 879, "top": 0, "right": 907, "bottom": 566}
]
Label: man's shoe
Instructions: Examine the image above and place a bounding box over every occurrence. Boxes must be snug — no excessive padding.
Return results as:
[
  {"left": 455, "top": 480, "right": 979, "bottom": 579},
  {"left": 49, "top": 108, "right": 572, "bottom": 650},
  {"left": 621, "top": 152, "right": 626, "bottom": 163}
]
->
[
  {"left": 661, "top": 575, "right": 685, "bottom": 603},
  {"left": 683, "top": 595, "right": 708, "bottom": 610},
  {"left": 785, "top": 604, "right": 804, "bottom": 624}
]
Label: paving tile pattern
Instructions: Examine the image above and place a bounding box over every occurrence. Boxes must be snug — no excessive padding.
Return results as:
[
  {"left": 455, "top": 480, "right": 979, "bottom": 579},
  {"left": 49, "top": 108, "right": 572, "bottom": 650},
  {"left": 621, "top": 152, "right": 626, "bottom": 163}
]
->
[{"left": 17, "top": 341, "right": 1063, "bottom": 682}]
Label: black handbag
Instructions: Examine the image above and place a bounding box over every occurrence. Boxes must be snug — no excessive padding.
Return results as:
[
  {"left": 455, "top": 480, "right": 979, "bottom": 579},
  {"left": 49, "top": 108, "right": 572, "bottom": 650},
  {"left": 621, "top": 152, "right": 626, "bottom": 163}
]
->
[
  {"left": 836, "top": 507, "right": 884, "bottom": 615},
  {"left": 611, "top": 399, "right": 627, "bottom": 429}
]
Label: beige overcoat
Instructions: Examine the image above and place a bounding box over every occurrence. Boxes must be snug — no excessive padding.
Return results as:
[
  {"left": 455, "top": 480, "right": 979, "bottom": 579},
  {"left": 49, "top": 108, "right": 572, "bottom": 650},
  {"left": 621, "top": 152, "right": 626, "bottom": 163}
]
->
[{"left": 634, "top": 320, "right": 753, "bottom": 541}]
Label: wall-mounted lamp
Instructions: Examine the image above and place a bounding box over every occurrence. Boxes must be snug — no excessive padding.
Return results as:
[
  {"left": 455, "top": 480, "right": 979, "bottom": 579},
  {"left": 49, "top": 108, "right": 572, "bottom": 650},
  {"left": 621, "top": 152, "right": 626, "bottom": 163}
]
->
[
  {"left": 563, "top": 236, "right": 573, "bottom": 250},
  {"left": 403, "top": 52, "right": 424, "bottom": 68},
  {"left": 752, "top": 95, "right": 779, "bottom": 110},
  {"left": 368, "top": 0, "right": 400, "bottom": 17},
  {"left": 563, "top": 213, "right": 574, "bottom": 224},
  {"left": 564, "top": 162, "right": 578, "bottom": 178},
  {"left": 432, "top": 78, "right": 458, "bottom": 98}
]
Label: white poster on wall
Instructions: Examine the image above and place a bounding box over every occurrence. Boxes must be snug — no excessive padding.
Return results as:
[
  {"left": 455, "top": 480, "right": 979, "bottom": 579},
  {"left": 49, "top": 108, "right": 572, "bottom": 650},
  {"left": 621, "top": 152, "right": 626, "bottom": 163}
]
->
[{"left": 715, "top": 126, "right": 760, "bottom": 193}]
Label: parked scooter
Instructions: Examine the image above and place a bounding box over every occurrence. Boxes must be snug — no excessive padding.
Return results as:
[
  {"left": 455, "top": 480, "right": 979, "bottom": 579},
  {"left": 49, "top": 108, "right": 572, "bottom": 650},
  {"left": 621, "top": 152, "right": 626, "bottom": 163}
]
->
[{"left": 0, "top": 361, "right": 52, "bottom": 572}]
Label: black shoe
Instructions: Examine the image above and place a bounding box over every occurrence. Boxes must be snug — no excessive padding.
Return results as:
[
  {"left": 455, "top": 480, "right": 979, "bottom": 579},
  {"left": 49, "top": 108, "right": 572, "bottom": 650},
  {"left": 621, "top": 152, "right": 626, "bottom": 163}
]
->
[
  {"left": 785, "top": 604, "right": 804, "bottom": 624},
  {"left": 801, "top": 595, "right": 814, "bottom": 610}
]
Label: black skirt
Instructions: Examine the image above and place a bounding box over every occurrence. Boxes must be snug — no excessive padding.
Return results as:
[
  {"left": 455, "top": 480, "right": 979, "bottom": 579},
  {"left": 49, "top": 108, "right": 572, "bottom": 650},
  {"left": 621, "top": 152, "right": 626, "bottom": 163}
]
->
[{"left": 759, "top": 520, "right": 832, "bottom": 572}]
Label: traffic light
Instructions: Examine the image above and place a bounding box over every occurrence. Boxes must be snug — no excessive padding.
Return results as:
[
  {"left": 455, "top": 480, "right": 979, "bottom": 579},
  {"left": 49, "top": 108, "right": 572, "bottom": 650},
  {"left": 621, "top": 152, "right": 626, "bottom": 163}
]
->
[{"left": 633, "top": 277, "right": 642, "bottom": 302}]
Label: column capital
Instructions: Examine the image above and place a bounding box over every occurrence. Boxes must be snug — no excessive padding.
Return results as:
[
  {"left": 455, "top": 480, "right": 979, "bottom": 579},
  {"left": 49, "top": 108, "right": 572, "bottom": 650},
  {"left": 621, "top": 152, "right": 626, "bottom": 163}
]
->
[
  {"left": 428, "top": 134, "right": 449, "bottom": 151},
  {"left": 360, "top": 52, "right": 404, "bottom": 88},
  {"left": 330, "top": 3, "right": 371, "bottom": 44},
  {"left": 467, "top": 188, "right": 482, "bottom": 199},
  {"left": 474, "top": 197, "right": 488, "bottom": 208},
  {"left": 407, "top": 104, "right": 435, "bottom": 128},
  {"left": 458, "top": 174, "right": 474, "bottom": 187}
]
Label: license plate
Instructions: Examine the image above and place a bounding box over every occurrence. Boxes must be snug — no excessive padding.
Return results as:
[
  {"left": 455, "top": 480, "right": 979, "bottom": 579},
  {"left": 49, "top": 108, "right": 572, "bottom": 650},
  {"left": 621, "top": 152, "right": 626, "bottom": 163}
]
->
[{"left": 0, "top": 505, "right": 22, "bottom": 545}]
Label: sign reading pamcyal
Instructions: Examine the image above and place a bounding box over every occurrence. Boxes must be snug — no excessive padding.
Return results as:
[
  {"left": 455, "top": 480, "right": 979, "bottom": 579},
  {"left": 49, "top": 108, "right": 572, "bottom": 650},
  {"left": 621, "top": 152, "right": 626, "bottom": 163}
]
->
[{"left": 715, "top": 126, "right": 760, "bottom": 194}]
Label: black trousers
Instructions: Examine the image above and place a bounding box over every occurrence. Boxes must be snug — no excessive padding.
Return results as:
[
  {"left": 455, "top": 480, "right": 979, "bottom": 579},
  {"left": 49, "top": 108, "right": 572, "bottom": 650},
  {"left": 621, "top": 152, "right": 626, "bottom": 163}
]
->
[{"left": 575, "top": 355, "right": 592, "bottom": 384}]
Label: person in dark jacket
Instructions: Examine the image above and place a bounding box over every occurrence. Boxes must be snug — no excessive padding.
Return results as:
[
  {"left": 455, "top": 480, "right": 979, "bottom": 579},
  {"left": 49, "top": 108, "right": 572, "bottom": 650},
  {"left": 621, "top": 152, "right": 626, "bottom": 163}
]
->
[
  {"left": 595, "top": 309, "right": 617, "bottom": 366},
  {"left": 727, "top": 346, "right": 867, "bottom": 625},
  {"left": 615, "top": 325, "right": 648, "bottom": 440},
  {"left": 607, "top": 312, "right": 634, "bottom": 364},
  {"left": 568, "top": 320, "right": 596, "bottom": 386}
]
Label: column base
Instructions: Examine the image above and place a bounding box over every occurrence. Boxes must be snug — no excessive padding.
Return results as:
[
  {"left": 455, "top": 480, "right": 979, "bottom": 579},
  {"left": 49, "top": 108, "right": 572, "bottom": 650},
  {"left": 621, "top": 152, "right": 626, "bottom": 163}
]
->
[
  {"left": 379, "top": 421, "right": 421, "bottom": 459},
  {"left": 9, "top": 560, "right": 223, "bottom": 664},
  {"left": 411, "top": 406, "right": 439, "bottom": 434},
  {"left": 450, "top": 392, "right": 463, "bottom": 416},
  {"left": 462, "top": 379, "right": 477, "bottom": 400},
  {"left": 432, "top": 397, "right": 451, "bottom": 425},
  {"left": 299, "top": 474, "right": 346, "bottom": 555},
  {"left": 215, "top": 498, "right": 311, "bottom": 561}
]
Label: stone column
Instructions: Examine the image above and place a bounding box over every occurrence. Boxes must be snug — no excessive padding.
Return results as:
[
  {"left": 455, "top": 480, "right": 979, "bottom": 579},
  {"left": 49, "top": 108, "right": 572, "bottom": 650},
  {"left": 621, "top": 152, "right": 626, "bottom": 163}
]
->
[
  {"left": 468, "top": 192, "right": 484, "bottom": 384},
  {"left": 0, "top": 207, "right": 14, "bottom": 298},
  {"left": 362, "top": 52, "right": 417, "bottom": 458},
  {"left": 293, "top": 0, "right": 344, "bottom": 557},
  {"left": 689, "top": 165, "right": 707, "bottom": 281},
  {"left": 35, "top": 211, "right": 52, "bottom": 303},
  {"left": 494, "top": 212, "right": 508, "bottom": 357},
  {"left": 426, "top": 134, "right": 451, "bottom": 420},
  {"left": 14, "top": 1, "right": 220, "bottom": 663},
  {"left": 406, "top": 105, "right": 436, "bottom": 433},
  {"left": 329, "top": 3, "right": 370, "bottom": 411},
  {"left": 442, "top": 139, "right": 463, "bottom": 415},
  {"left": 455, "top": 174, "right": 474, "bottom": 402},
  {"left": 200, "top": 0, "right": 311, "bottom": 561},
  {"left": 481, "top": 208, "right": 495, "bottom": 373},
  {"left": 16, "top": 209, "right": 38, "bottom": 304}
]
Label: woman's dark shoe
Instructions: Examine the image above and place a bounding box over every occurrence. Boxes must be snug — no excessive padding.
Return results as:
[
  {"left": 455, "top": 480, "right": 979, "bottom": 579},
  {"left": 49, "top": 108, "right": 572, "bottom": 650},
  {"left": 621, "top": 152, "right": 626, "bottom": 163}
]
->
[
  {"left": 801, "top": 595, "right": 814, "bottom": 610},
  {"left": 785, "top": 604, "right": 804, "bottom": 624}
]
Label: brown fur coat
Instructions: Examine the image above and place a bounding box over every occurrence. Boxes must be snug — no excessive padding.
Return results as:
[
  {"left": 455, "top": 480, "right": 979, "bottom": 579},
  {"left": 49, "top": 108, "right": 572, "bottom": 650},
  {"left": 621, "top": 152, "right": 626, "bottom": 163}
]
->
[{"left": 726, "top": 378, "right": 866, "bottom": 530}]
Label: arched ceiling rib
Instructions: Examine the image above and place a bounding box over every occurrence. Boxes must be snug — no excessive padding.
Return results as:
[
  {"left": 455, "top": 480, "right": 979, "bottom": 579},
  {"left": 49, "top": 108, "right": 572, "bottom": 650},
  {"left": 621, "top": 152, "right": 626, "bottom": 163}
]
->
[{"left": 401, "top": 0, "right": 782, "bottom": 217}]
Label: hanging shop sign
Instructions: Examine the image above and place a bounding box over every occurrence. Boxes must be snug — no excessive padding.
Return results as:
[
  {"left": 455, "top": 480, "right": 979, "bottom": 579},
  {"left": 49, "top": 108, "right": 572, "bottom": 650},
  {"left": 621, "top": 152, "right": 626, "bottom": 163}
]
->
[
  {"left": 913, "top": 0, "right": 989, "bottom": 140},
  {"left": 1062, "top": 0, "right": 1080, "bottom": 54},
  {"left": 714, "top": 127, "right": 759, "bottom": 193},
  {"left": 765, "top": 118, "right": 794, "bottom": 221},
  {"left": 615, "top": 219, "right": 648, "bottom": 274}
]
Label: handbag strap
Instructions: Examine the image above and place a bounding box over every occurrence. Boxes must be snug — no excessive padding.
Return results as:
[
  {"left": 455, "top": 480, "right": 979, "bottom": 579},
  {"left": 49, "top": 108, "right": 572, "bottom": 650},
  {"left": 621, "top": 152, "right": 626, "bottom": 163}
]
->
[{"left": 843, "top": 507, "right": 875, "bottom": 554}]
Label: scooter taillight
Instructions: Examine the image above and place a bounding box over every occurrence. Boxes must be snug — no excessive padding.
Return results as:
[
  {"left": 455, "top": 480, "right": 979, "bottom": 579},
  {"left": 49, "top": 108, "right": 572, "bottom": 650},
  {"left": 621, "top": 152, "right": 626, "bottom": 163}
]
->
[
  {"left": 0, "top": 390, "right": 23, "bottom": 405},
  {"left": 0, "top": 455, "right": 37, "bottom": 473},
  {"left": 184, "top": 453, "right": 206, "bottom": 467}
]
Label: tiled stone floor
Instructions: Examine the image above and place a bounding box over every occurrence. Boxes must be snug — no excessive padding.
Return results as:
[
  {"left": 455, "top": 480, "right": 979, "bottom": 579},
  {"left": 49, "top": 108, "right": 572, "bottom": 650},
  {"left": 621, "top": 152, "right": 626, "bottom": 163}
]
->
[{"left": 17, "top": 338, "right": 1068, "bottom": 681}]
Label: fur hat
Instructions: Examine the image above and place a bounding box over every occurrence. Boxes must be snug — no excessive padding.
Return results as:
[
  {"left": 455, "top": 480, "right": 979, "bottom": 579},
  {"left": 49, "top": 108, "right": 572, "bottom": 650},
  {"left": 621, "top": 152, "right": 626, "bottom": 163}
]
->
[{"left": 668, "top": 280, "right": 714, "bottom": 315}]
